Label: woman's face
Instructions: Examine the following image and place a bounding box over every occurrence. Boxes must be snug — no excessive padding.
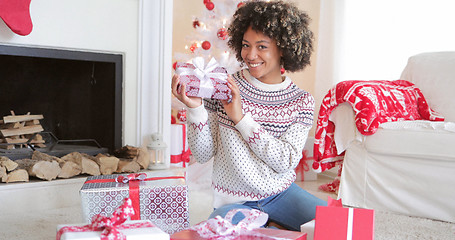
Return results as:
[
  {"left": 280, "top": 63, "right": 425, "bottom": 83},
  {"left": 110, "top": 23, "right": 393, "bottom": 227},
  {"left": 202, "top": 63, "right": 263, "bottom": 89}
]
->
[{"left": 241, "top": 26, "right": 282, "bottom": 84}]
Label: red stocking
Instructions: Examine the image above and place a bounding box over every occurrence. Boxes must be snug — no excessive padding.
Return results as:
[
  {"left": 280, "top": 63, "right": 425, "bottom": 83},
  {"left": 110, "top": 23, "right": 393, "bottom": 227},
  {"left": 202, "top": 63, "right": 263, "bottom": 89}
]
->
[{"left": 0, "top": 0, "right": 33, "bottom": 36}]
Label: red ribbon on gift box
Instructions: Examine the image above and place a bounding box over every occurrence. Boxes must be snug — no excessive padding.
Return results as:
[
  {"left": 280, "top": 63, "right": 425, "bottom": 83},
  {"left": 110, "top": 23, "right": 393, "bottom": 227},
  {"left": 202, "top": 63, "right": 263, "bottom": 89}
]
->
[
  {"left": 295, "top": 150, "right": 312, "bottom": 181},
  {"left": 56, "top": 198, "right": 155, "bottom": 240},
  {"left": 171, "top": 124, "right": 191, "bottom": 167},
  {"left": 85, "top": 173, "right": 185, "bottom": 220}
]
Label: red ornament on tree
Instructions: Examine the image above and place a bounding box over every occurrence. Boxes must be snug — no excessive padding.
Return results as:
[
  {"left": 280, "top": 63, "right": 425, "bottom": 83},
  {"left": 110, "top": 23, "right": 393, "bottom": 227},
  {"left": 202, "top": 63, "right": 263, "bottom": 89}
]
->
[
  {"left": 217, "top": 28, "right": 228, "bottom": 40},
  {"left": 205, "top": 1, "right": 215, "bottom": 11},
  {"left": 189, "top": 43, "right": 198, "bottom": 53},
  {"left": 192, "top": 19, "right": 200, "bottom": 28},
  {"left": 177, "top": 109, "right": 187, "bottom": 122},
  {"left": 201, "top": 41, "right": 211, "bottom": 50}
]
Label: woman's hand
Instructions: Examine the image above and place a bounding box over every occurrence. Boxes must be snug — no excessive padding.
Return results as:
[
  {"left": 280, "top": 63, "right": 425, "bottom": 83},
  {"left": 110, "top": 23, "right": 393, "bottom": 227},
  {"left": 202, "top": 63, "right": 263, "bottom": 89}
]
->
[
  {"left": 171, "top": 74, "right": 202, "bottom": 108},
  {"left": 221, "top": 76, "right": 244, "bottom": 124}
]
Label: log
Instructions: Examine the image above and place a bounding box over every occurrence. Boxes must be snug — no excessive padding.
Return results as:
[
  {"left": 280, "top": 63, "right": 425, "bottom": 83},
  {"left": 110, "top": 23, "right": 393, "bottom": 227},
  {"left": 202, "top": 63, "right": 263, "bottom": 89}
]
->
[
  {"left": 32, "top": 150, "right": 63, "bottom": 164},
  {"left": 3, "top": 114, "right": 43, "bottom": 123},
  {"left": 114, "top": 145, "right": 139, "bottom": 159},
  {"left": 81, "top": 154, "right": 101, "bottom": 176},
  {"left": 61, "top": 152, "right": 82, "bottom": 166},
  {"left": 0, "top": 156, "right": 18, "bottom": 171},
  {"left": 116, "top": 158, "right": 141, "bottom": 173},
  {"left": 0, "top": 125, "right": 43, "bottom": 137},
  {"left": 6, "top": 169, "right": 29, "bottom": 183},
  {"left": 135, "top": 147, "right": 150, "bottom": 169},
  {"left": 15, "top": 159, "right": 61, "bottom": 181},
  {"left": 58, "top": 161, "right": 82, "bottom": 178},
  {"left": 94, "top": 154, "right": 119, "bottom": 175},
  {"left": 0, "top": 166, "right": 7, "bottom": 182},
  {"left": 61, "top": 152, "right": 100, "bottom": 176}
]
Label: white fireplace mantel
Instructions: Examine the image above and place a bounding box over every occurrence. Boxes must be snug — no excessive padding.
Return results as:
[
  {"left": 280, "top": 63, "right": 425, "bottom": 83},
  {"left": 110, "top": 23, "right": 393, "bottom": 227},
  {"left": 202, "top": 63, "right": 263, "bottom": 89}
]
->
[{"left": 0, "top": 0, "right": 173, "bottom": 161}]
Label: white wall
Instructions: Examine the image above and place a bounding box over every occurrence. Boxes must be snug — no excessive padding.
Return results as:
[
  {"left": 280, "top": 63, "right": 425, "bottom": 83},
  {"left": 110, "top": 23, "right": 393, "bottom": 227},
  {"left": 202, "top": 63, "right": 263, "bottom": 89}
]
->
[{"left": 0, "top": 0, "right": 173, "bottom": 156}]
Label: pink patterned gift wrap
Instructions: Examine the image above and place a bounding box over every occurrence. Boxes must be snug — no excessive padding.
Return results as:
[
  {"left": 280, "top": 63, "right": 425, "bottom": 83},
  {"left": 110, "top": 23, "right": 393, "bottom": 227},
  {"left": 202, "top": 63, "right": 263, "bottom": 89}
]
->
[
  {"left": 175, "top": 57, "right": 232, "bottom": 101},
  {"left": 171, "top": 209, "right": 307, "bottom": 240},
  {"left": 80, "top": 170, "right": 189, "bottom": 234}
]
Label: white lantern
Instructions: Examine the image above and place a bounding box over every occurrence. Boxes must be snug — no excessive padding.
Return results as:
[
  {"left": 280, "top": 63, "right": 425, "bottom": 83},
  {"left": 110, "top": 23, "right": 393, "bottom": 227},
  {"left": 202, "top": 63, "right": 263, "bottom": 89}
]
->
[{"left": 147, "top": 133, "right": 168, "bottom": 170}]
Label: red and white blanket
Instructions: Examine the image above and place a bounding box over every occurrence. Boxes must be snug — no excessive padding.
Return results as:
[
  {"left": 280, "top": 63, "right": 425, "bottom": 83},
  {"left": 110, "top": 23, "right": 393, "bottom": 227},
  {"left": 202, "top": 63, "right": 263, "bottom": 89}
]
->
[{"left": 313, "top": 80, "right": 444, "bottom": 173}]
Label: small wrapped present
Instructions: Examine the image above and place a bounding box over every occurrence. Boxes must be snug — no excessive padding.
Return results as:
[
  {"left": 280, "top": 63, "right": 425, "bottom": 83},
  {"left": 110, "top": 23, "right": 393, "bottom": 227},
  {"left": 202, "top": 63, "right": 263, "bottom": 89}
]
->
[
  {"left": 313, "top": 197, "right": 374, "bottom": 240},
  {"left": 300, "top": 219, "right": 315, "bottom": 240},
  {"left": 175, "top": 57, "right": 231, "bottom": 101},
  {"left": 170, "top": 123, "right": 191, "bottom": 168},
  {"left": 295, "top": 150, "right": 317, "bottom": 181},
  {"left": 57, "top": 198, "right": 169, "bottom": 240},
  {"left": 80, "top": 170, "right": 189, "bottom": 234},
  {"left": 170, "top": 209, "right": 307, "bottom": 240}
]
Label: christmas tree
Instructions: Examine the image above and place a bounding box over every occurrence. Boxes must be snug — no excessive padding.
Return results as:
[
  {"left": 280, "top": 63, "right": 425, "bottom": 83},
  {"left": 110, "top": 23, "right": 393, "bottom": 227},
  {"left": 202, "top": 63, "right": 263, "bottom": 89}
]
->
[{"left": 173, "top": 0, "right": 246, "bottom": 74}]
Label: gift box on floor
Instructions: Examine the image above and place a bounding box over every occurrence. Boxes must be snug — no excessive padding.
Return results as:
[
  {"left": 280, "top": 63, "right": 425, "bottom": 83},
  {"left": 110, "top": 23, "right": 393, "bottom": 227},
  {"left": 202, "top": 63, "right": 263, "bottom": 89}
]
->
[
  {"left": 80, "top": 170, "right": 189, "bottom": 234},
  {"left": 170, "top": 123, "right": 191, "bottom": 168},
  {"left": 295, "top": 156, "right": 317, "bottom": 181},
  {"left": 313, "top": 198, "right": 374, "bottom": 240},
  {"left": 58, "top": 198, "right": 169, "bottom": 240},
  {"left": 300, "top": 219, "right": 315, "bottom": 240},
  {"left": 171, "top": 209, "right": 306, "bottom": 240},
  {"left": 175, "top": 57, "right": 231, "bottom": 101},
  {"left": 296, "top": 137, "right": 318, "bottom": 181},
  {"left": 57, "top": 220, "right": 169, "bottom": 240}
]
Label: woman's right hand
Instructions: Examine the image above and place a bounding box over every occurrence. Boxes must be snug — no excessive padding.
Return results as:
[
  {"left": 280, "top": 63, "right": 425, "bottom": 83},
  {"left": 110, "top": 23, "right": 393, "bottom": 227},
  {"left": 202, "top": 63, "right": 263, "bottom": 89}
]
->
[{"left": 171, "top": 74, "right": 203, "bottom": 108}]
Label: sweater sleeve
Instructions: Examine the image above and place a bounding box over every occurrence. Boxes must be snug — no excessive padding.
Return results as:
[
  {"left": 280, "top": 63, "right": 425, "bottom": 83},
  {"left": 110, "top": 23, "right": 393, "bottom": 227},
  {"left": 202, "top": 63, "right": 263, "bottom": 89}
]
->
[
  {"left": 186, "top": 100, "right": 219, "bottom": 164},
  {"left": 235, "top": 94, "right": 314, "bottom": 173}
]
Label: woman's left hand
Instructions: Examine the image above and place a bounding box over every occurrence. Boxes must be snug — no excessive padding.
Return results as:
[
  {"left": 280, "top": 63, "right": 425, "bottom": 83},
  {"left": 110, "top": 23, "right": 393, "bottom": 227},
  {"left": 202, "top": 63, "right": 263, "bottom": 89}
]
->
[{"left": 221, "top": 75, "right": 244, "bottom": 124}]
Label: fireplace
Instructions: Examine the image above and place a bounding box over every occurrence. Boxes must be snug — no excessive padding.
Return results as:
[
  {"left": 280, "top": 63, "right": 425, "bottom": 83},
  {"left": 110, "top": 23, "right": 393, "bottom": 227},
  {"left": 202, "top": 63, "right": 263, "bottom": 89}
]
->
[{"left": 0, "top": 45, "right": 122, "bottom": 159}]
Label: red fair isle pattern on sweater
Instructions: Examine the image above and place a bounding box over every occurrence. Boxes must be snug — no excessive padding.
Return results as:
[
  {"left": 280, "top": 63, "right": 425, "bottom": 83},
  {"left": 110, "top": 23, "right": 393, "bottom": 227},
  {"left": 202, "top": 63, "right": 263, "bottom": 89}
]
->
[
  {"left": 248, "top": 128, "right": 264, "bottom": 144},
  {"left": 190, "top": 121, "right": 208, "bottom": 132},
  {"left": 313, "top": 80, "right": 444, "bottom": 172},
  {"left": 212, "top": 178, "right": 293, "bottom": 200}
]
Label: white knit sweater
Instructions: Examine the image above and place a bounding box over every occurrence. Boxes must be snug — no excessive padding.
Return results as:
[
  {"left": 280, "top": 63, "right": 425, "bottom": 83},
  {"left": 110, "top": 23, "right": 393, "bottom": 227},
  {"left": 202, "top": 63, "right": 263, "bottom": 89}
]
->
[{"left": 187, "top": 69, "right": 314, "bottom": 208}]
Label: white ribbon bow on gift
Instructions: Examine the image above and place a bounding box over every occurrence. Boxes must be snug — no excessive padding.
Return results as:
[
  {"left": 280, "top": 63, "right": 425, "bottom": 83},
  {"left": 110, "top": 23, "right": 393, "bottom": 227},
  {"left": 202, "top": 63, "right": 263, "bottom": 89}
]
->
[
  {"left": 190, "top": 208, "right": 271, "bottom": 239},
  {"left": 176, "top": 57, "right": 228, "bottom": 97}
]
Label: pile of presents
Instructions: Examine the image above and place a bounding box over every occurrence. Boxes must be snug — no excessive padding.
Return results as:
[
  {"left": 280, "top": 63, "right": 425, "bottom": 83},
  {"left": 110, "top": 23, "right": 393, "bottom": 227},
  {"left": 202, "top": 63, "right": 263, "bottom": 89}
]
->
[
  {"left": 56, "top": 169, "right": 374, "bottom": 240},
  {"left": 56, "top": 57, "right": 374, "bottom": 239}
]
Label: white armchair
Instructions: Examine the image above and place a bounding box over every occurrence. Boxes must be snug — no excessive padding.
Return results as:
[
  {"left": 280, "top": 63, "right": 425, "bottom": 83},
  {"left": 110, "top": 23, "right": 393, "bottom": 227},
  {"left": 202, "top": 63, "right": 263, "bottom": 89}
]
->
[{"left": 336, "top": 52, "right": 455, "bottom": 222}]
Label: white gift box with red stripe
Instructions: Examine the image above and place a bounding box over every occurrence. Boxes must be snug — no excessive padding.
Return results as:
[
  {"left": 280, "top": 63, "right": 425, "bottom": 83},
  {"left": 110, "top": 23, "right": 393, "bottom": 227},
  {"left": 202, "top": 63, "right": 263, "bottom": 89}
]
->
[
  {"left": 57, "top": 220, "right": 169, "bottom": 240},
  {"left": 170, "top": 123, "right": 191, "bottom": 167}
]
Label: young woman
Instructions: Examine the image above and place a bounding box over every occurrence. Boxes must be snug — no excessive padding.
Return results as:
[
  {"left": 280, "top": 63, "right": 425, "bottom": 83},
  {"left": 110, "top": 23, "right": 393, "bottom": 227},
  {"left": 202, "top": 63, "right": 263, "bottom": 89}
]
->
[{"left": 171, "top": 0, "right": 326, "bottom": 231}]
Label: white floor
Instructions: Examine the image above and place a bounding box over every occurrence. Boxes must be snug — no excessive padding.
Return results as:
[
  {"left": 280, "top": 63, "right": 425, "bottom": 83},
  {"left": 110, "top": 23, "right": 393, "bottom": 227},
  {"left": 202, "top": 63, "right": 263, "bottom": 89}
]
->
[{"left": 0, "top": 163, "right": 335, "bottom": 240}]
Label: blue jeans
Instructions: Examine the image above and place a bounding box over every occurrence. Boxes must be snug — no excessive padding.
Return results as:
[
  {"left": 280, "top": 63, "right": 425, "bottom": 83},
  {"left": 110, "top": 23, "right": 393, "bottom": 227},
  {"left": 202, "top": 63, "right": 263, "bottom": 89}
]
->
[{"left": 208, "top": 183, "right": 327, "bottom": 231}]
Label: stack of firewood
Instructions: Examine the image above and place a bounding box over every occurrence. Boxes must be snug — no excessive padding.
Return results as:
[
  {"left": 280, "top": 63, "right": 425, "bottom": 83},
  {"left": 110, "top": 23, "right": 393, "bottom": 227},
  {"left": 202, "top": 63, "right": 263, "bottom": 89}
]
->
[
  {"left": 0, "top": 145, "right": 150, "bottom": 183},
  {"left": 0, "top": 112, "right": 46, "bottom": 149}
]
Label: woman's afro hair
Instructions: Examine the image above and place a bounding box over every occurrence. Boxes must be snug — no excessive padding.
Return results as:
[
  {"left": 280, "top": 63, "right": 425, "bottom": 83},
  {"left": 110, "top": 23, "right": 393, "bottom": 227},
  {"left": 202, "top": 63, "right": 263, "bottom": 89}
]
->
[{"left": 227, "top": 1, "right": 314, "bottom": 72}]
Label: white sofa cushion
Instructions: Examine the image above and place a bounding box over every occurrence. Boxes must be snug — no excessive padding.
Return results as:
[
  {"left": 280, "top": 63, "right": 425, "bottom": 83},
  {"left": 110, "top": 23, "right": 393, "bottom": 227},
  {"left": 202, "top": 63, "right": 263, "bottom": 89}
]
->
[
  {"left": 364, "top": 121, "right": 455, "bottom": 160},
  {"left": 400, "top": 52, "right": 455, "bottom": 122}
]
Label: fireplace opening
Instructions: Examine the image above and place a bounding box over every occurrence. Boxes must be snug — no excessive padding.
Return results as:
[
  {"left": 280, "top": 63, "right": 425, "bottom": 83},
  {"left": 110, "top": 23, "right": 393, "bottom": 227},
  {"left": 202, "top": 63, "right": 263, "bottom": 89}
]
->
[{"left": 0, "top": 45, "right": 122, "bottom": 160}]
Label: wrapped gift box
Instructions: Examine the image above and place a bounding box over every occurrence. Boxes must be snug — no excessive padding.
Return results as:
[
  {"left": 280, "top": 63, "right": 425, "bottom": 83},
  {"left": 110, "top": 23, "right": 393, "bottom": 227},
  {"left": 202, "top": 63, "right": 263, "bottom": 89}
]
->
[
  {"left": 170, "top": 123, "right": 191, "bottom": 168},
  {"left": 57, "top": 220, "right": 169, "bottom": 240},
  {"left": 300, "top": 219, "right": 315, "bottom": 240},
  {"left": 313, "top": 205, "right": 374, "bottom": 240},
  {"left": 170, "top": 228, "right": 307, "bottom": 240},
  {"left": 295, "top": 157, "right": 317, "bottom": 181},
  {"left": 171, "top": 208, "right": 306, "bottom": 240},
  {"left": 175, "top": 57, "right": 231, "bottom": 101},
  {"left": 80, "top": 170, "right": 189, "bottom": 234},
  {"left": 296, "top": 137, "right": 318, "bottom": 181}
]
